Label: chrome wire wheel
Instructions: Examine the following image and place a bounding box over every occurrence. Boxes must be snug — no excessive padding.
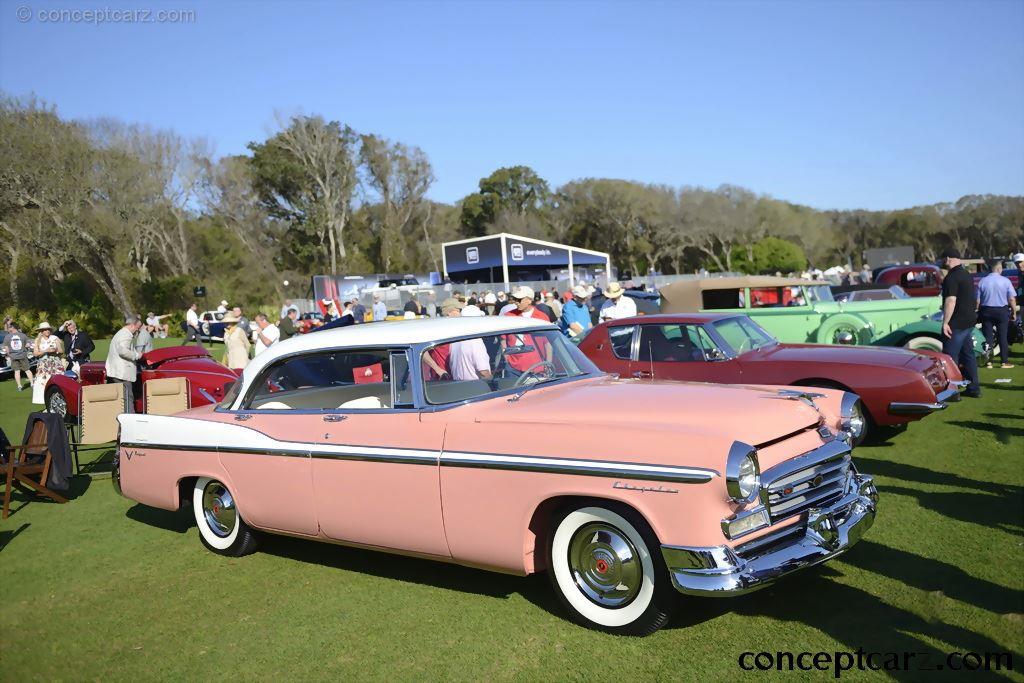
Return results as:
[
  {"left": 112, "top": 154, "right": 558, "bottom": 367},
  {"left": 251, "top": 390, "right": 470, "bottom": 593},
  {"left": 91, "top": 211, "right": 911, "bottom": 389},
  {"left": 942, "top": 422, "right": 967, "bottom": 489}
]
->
[
  {"left": 46, "top": 389, "right": 67, "bottom": 417},
  {"left": 201, "top": 480, "right": 237, "bottom": 538},
  {"left": 568, "top": 522, "right": 642, "bottom": 608}
]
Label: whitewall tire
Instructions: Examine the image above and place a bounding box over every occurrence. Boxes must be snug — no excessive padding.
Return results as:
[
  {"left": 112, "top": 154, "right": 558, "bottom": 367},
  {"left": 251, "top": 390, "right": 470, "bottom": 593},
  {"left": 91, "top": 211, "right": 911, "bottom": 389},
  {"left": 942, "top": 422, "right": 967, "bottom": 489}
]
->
[
  {"left": 192, "top": 477, "right": 259, "bottom": 556},
  {"left": 547, "top": 504, "right": 676, "bottom": 635},
  {"left": 904, "top": 336, "right": 942, "bottom": 353}
]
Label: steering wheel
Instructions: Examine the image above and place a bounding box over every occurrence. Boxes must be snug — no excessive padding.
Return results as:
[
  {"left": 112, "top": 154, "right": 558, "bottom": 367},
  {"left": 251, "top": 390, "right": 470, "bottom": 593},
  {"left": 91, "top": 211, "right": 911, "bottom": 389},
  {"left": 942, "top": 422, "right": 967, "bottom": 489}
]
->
[{"left": 513, "top": 361, "right": 557, "bottom": 388}]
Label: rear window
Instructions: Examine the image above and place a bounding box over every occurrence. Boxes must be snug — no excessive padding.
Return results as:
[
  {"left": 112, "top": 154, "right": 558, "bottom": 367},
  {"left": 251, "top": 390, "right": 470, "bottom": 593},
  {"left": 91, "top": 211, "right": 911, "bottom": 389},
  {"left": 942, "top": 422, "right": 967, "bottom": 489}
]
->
[{"left": 702, "top": 289, "right": 743, "bottom": 309}]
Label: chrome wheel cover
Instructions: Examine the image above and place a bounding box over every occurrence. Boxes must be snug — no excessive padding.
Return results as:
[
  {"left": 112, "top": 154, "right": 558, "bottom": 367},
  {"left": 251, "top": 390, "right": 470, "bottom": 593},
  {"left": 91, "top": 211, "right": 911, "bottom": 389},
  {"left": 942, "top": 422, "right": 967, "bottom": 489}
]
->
[
  {"left": 201, "top": 481, "right": 237, "bottom": 538},
  {"left": 48, "top": 391, "right": 67, "bottom": 417},
  {"left": 567, "top": 522, "right": 642, "bottom": 608}
]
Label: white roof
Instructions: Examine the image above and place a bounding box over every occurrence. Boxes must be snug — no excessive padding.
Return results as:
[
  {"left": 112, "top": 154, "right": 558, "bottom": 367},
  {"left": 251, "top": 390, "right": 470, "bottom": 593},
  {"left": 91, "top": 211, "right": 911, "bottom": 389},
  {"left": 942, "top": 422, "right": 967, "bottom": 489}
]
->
[{"left": 239, "top": 316, "right": 555, "bottom": 392}]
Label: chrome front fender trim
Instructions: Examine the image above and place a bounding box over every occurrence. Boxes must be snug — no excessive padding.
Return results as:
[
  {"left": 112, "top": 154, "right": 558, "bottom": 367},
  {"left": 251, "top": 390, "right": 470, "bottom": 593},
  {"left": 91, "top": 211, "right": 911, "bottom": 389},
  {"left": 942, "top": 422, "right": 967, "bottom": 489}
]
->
[
  {"left": 663, "top": 473, "right": 877, "bottom": 596},
  {"left": 888, "top": 401, "right": 947, "bottom": 415}
]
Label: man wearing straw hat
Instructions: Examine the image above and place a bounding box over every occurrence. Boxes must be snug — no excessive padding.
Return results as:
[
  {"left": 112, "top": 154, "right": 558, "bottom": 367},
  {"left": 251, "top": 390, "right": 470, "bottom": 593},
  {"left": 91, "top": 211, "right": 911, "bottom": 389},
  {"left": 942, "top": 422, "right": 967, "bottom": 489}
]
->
[{"left": 598, "top": 282, "right": 637, "bottom": 322}]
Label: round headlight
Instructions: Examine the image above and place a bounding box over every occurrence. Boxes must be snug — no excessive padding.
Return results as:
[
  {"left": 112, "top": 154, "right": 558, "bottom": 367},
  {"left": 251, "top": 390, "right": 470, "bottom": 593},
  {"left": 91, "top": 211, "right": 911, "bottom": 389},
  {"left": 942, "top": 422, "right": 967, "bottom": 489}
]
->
[
  {"left": 847, "top": 401, "right": 865, "bottom": 439},
  {"left": 737, "top": 455, "right": 758, "bottom": 499},
  {"left": 726, "top": 442, "right": 761, "bottom": 504},
  {"left": 840, "top": 392, "right": 866, "bottom": 444}
]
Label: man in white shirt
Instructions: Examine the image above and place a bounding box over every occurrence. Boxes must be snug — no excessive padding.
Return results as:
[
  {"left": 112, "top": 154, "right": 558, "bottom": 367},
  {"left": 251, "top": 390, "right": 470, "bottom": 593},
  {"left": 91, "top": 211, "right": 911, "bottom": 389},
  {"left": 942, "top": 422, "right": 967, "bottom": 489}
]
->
[
  {"left": 449, "top": 336, "right": 493, "bottom": 381},
  {"left": 217, "top": 300, "right": 228, "bottom": 315},
  {"left": 253, "top": 314, "right": 280, "bottom": 355},
  {"left": 185, "top": 303, "right": 203, "bottom": 346},
  {"left": 599, "top": 282, "right": 637, "bottom": 322}
]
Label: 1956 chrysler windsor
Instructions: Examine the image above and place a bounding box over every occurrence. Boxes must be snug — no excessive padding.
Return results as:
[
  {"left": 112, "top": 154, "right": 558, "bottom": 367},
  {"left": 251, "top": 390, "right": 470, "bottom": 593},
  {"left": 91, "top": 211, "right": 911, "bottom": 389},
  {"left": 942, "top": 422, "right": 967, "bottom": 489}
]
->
[{"left": 115, "top": 317, "right": 878, "bottom": 635}]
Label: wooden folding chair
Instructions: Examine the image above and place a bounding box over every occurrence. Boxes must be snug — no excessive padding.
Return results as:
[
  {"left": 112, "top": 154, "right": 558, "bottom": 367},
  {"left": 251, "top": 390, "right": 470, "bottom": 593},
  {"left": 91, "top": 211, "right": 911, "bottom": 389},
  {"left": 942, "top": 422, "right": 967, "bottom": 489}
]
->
[
  {"left": 3, "top": 419, "right": 68, "bottom": 519},
  {"left": 69, "top": 383, "right": 128, "bottom": 475},
  {"left": 143, "top": 377, "right": 190, "bottom": 416}
]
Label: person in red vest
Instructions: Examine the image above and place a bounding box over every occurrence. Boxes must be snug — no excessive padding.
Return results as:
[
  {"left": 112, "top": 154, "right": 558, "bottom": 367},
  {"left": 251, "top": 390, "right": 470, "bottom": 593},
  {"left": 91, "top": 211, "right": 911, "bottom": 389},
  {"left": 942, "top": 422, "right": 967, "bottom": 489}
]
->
[{"left": 500, "top": 286, "right": 553, "bottom": 378}]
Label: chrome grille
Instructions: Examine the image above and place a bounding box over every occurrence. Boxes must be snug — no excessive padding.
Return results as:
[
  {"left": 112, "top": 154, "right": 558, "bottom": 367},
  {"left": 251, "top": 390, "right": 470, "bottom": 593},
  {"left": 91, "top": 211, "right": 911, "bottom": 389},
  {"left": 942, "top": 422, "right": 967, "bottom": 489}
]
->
[{"left": 762, "top": 443, "right": 851, "bottom": 523}]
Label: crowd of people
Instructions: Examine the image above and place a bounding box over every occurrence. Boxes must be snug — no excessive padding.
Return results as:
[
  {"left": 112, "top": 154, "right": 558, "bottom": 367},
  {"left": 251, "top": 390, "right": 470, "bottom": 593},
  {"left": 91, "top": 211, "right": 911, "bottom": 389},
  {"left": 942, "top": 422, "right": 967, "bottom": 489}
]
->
[
  {"left": 4, "top": 253, "right": 1020, "bottom": 405},
  {"left": 172, "top": 282, "right": 637, "bottom": 374}
]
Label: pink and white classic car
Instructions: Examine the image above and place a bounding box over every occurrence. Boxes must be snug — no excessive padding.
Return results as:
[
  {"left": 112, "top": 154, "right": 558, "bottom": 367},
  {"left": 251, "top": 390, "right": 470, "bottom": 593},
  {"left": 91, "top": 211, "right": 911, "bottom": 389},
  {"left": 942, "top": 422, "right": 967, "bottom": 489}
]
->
[{"left": 114, "top": 317, "right": 878, "bottom": 635}]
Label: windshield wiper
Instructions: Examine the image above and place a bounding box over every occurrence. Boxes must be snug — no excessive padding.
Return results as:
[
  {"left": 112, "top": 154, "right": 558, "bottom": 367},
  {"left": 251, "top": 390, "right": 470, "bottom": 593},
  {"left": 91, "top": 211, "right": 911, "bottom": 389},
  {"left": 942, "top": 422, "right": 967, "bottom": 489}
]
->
[{"left": 506, "top": 375, "right": 564, "bottom": 403}]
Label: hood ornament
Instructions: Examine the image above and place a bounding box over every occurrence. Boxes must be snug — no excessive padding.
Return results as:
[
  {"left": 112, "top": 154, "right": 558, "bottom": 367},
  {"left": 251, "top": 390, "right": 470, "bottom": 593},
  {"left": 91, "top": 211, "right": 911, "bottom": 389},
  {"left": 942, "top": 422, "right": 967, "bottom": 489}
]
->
[{"left": 775, "top": 390, "right": 830, "bottom": 434}]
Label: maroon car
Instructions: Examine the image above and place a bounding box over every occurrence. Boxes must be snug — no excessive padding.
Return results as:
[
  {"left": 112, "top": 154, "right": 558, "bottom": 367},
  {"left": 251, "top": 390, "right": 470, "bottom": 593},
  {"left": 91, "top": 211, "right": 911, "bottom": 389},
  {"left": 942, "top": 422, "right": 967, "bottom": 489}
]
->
[
  {"left": 578, "top": 313, "right": 966, "bottom": 442},
  {"left": 874, "top": 264, "right": 943, "bottom": 297},
  {"left": 44, "top": 346, "right": 239, "bottom": 420}
]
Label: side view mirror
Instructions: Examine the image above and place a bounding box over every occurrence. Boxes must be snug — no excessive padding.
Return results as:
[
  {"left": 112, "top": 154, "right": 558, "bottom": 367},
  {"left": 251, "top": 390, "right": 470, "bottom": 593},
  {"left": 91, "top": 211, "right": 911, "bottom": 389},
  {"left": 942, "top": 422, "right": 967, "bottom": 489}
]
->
[{"left": 706, "top": 348, "right": 727, "bottom": 361}]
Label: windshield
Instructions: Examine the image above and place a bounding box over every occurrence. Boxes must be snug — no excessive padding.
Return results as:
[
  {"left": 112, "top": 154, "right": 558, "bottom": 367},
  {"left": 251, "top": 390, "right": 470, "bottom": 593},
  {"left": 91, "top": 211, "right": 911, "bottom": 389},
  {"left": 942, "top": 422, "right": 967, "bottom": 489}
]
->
[
  {"left": 805, "top": 285, "right": 834, "bottom": 303},
  {"left": 712, "top": 316, "right": 778, "bottom": 354},
  {"left": 421, "top": 329, "right": 599, "bottom": 405}
]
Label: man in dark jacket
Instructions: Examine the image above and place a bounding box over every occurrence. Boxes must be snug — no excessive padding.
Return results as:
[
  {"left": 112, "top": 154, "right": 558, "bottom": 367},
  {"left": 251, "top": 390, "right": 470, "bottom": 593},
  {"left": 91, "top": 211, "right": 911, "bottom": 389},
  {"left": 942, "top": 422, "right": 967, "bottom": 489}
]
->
[{"left": 58, "top": 320, "right": 95, "bottom": 368}]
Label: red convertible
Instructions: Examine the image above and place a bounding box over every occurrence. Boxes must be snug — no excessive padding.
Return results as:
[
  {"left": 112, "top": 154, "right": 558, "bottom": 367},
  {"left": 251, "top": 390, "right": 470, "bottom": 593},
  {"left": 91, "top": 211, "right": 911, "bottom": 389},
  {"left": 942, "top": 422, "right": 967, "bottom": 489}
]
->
[
  {"left": 578, "top": 313, "right": 966, "bottom": 442},
  {"left": 44, "top": 346, "right": 239, "bottom": 420}
]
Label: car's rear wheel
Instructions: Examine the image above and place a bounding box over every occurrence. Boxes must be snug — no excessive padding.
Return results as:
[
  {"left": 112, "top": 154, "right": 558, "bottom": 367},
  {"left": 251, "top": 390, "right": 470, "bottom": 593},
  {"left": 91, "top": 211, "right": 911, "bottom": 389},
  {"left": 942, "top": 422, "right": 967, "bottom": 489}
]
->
[
  {"left": 904, "top": 336, "right": 942, "bottom": 353},
  {"left": 547, "top": 504, "right": 676, "bottom": 636},
  {"left": 192, "top": 477, "right": 259, "bottom": 556}
]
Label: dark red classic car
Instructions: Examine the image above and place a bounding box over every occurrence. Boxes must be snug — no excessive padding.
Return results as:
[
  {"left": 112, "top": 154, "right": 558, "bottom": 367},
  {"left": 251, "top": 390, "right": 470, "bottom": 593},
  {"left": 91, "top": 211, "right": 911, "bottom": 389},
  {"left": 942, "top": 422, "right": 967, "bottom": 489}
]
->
[
  {"left": 873, "top": 264, "right": 943, "bottom": 297},
  {"left": 578, "top": 313, "right": 966, "bottom": 442},
  {"left": 44, "top": 346, "right": 239, "bottom": 420}
]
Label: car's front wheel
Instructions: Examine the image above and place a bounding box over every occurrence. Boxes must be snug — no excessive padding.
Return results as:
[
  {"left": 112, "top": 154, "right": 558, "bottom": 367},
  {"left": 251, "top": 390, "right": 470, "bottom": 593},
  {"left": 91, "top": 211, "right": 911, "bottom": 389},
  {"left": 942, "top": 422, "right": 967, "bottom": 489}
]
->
[
  {"left": 192, "top": 477, "right": 259, "bottom": 556},
  {"left": 547, "top": 504, "right": 677, "bottom": 636}
]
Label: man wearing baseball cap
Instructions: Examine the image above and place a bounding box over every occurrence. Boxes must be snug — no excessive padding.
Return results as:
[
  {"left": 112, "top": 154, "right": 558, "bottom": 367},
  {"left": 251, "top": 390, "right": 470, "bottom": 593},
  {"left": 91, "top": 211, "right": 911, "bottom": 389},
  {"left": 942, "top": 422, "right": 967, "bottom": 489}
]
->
[
  {"left": 939, "top": 247, "right": 981, "bottom": 397},
  {"left": 500, "top": 285, "right": 553, "bottom": 377},
  {"left": 559, "top": 284, "right": 593, "bottom": 339}
]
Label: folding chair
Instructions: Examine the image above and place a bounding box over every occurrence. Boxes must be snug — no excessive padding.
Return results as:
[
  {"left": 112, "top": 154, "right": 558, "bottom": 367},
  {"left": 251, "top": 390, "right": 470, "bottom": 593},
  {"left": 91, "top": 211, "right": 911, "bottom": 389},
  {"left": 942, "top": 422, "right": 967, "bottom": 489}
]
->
[
  {"left": 143, "top": 377, "right": 190, "bottom": 416},
  {"left": 69, "top": 383, "right": 128, "bottom": 475},
  {"left": 3, "top": 419, "right": 68, "bottom": 519}
]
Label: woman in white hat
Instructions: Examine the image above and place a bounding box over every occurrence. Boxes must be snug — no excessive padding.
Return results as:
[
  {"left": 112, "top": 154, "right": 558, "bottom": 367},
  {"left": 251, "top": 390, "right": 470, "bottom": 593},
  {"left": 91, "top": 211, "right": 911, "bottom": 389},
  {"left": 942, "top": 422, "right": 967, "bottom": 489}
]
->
[
  {"left": 598, "top": 282, "right": 637, "bottom": 322},
  {"left": 31, "top": 322, "right": 66, "bottom": 404},
  {"left": 221, "top": 312, "right": 251, "bottom": 371}
]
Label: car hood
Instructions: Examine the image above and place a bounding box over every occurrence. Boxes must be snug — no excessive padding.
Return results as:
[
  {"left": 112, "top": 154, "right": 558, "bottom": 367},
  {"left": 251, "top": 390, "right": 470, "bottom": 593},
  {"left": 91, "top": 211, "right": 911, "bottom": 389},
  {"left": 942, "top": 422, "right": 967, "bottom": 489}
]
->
[
  {"left": 470, "top": 376, "right": 822, "bottom": 447},
  {"left": 748, "top": 343, "right": 925, "bottom": 368}
]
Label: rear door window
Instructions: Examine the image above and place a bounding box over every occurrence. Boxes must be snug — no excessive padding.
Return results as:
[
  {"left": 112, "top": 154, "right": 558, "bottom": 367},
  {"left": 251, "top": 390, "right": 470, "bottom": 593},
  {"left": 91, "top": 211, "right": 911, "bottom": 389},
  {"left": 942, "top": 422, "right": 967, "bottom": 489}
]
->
[
  {"left": 608, "top": 325, "right": 636, "bottom": 360},
  {"left": 245, "top": 349, "right": 397, "bottom": 411}
]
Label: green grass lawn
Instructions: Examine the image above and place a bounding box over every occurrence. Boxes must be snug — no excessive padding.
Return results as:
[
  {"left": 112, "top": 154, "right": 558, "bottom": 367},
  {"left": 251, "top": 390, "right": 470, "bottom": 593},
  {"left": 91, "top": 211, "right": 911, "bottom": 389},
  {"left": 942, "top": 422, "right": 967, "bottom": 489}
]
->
[{"left": 1, "top": 340, "right": 1022, "bottom": 680}]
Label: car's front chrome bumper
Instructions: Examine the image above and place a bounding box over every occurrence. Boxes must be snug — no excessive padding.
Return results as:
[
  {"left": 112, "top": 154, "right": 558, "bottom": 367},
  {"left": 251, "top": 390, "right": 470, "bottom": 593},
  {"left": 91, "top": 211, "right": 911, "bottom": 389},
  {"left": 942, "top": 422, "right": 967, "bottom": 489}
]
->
[
  {"left": 661, "top": 473, "right": 878, "bottom": 596},
  {"left": 888, "top": 380, "right": 967, "bottom": 416}
]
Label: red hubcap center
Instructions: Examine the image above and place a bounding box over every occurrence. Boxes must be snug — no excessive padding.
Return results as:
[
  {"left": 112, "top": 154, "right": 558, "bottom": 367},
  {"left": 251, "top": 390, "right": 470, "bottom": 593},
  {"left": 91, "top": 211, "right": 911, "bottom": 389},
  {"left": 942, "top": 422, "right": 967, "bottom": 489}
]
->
[{"left": 595, "top": 559, "right": 609, "bottom": 574}]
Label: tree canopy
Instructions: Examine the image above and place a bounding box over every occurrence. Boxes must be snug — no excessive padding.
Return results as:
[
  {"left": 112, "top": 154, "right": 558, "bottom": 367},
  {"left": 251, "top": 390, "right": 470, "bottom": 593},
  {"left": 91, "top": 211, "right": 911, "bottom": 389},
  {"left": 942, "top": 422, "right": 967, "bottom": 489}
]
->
[{"left": 2, "top": 94, "right": 1021, "bottom": 333}]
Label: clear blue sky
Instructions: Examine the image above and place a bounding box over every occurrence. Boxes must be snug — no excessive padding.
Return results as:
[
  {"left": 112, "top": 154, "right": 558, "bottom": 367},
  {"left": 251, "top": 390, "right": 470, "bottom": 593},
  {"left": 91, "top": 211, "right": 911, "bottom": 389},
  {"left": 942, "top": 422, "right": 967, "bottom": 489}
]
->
[{"left": 1, "top": 0, "right": 1022, "bottom": 209}]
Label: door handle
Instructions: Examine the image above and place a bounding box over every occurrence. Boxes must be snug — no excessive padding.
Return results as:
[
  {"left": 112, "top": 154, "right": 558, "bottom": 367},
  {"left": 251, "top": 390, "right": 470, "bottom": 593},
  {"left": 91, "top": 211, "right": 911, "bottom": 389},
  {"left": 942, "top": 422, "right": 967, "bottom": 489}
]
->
[
  {"left": 323, "top": 414, "right": 347, "bottom": 422},
  {"left": 233, "top": 414, "right": 252, "bottom": 421},
  {"left": 632, "top": 370, "right": 653, "bottom": 379}
]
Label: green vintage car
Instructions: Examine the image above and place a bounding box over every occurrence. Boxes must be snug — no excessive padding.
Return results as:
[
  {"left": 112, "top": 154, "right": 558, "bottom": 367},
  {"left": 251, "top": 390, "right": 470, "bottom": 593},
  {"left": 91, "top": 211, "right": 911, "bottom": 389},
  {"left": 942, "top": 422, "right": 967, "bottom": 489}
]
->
[
  {"left": 659, "top": 276, "right": 966, "bottom": 351},
  {"left": 875, "top": 311, "right": 988, "bottom": 359}
]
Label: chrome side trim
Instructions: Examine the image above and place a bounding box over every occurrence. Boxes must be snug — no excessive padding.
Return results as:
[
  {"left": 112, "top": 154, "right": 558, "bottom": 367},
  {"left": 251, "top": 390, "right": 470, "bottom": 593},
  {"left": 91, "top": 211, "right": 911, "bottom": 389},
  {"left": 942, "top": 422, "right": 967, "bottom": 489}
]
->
[
  {"left": 117, "top": 442, "right": 718, "bottom": 483},
  {"left": 441, "top": 451, "right": 717, "bottom": 483}
]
